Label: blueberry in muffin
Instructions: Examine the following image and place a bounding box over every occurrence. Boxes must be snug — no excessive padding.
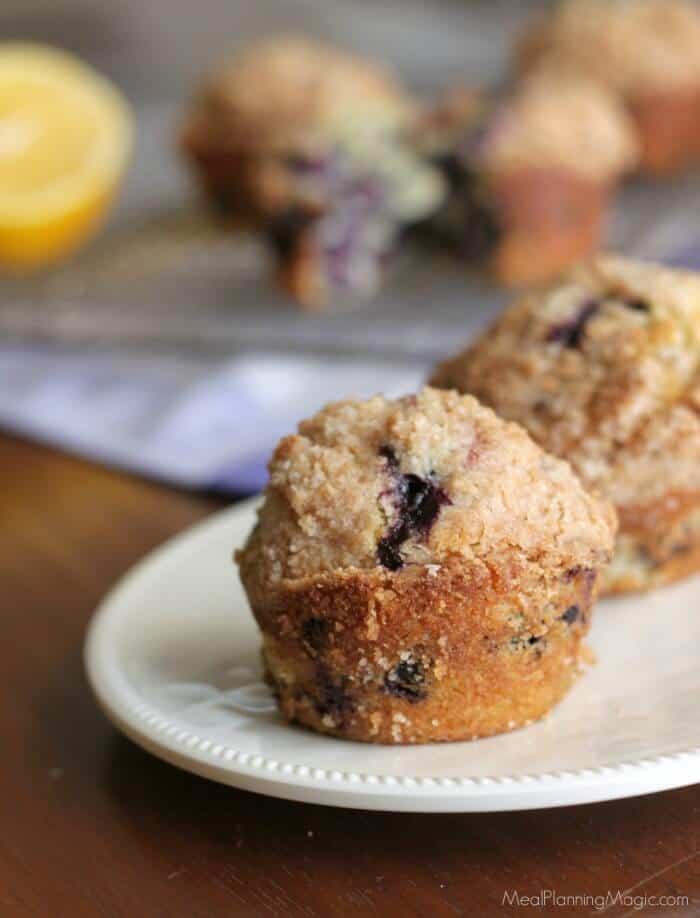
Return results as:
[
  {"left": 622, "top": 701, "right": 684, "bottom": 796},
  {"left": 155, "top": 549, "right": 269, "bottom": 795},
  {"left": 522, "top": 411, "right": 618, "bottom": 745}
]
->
[
  {"left": 180, "top": 36, "right": 444, "bottom": 309},
  {"left": 236, "top": 388, "right": 616, "bottom": 743},
  {"left": 431, "top": 255, "right": 700, "bottom": 594},
  {"left": 519, "top": 0, "right": 700, "bottom": 175},
  {"left": 415, "top": 72, "right": 637, "bottom": 287}
]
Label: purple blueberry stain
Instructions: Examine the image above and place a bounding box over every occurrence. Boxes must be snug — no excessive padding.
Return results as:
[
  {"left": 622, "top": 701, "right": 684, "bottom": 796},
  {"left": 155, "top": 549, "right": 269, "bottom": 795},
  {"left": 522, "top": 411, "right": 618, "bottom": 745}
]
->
[
  {"left": 377, "top": 445, "right": 451, "bottom": 571},
  {"left": 384, "top": 659, "right": 427, "bottom": 702},
  {"left": 509, "top": 632, "right": 547, "bottom": 657},
  {"left": 565, "top": 566, "right": 596, "bottom": 588},
  {"left": 560, "top": 605, "right": 580, "bottom": 625},
  {"left": 564, "top": 566, "right": 597, "bottom": 604},
  {"left": 669, "top": 541, "right": 692, "bottom": 559},
  {"left": 313, "top": 671, "right": 353, "bottom": 723},
  {"left": 287, "top": 151, "right": 343, "bottom": 183},
  {"left": 624, "top": 297, "right": 650, "bottom": 313},
  {"left": 546, "top": 300, "right": 600, "bottom": 349},
  {"left": 547, "top": 296, "right": 649, "bottom": 349},
  {"left": 379, "top": 443, "right": 400, "bottom": 470},
  {"left": 301, "top": 617, "right": 328, "bottom": 655},
  {"left": 272, "top": 147, "right": 402, "bottom": 299}
]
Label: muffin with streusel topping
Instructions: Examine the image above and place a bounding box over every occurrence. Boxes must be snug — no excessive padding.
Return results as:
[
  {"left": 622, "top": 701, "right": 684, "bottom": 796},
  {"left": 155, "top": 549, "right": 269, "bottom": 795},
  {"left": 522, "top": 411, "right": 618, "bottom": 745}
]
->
[
  {"left": 519, "top": 0, "right": 700, "bottom": 175},
  {"left": 416, "top": 70, "right": 637, "bottom": 286},
  {"left": 180, "top": 36, "right": 444, "bottom": 308},
  {"left": 236, "top": 388, "right": 616, "bottom": 744},
  {"left": 431, "top": 255, "right": 700, "bottom": 594}
]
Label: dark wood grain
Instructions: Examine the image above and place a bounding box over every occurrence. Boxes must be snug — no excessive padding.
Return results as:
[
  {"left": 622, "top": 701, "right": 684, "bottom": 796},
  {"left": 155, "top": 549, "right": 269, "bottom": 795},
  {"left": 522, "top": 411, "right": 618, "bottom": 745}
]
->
[{"left": 2, "top": 433, "right": 699, "bottom": 917}]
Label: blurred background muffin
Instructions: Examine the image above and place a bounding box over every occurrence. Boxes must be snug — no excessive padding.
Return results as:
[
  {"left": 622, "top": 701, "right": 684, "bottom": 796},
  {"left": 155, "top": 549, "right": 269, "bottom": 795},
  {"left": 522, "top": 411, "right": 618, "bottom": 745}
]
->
[
  {"left": 519, "top": 0, "right": 700, "bottom": 175},
  {"left": 419, "top": 70, "right": 637, "bottom": 286},
  {"left": 181, "top": 36, "right": 444, "bottom": 309}
]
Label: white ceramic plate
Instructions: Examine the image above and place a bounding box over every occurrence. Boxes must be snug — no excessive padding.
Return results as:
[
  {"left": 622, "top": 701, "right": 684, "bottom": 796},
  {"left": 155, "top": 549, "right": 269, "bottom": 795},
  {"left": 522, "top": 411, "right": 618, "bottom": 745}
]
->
[{"left": 85, "top": 497, "right": 700, "bottom": 812}]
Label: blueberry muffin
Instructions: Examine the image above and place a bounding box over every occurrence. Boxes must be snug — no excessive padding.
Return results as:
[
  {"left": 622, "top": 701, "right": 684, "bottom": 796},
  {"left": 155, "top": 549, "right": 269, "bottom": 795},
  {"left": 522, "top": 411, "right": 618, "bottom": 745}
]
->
[
  {"left": 236, "top": 388, "right": 616, "bottom": 743},
  {"left": 180, "top": 36, "right": 444, "bottom": 309},
  {"left": 519, "top": 0, "right": 700, "bottom": 175},
  {"left": 416, "top": 71, "right": 637, "bottom": 287},
  {"left": 431, "top": 255, "right": 700, "bottom": 594}
]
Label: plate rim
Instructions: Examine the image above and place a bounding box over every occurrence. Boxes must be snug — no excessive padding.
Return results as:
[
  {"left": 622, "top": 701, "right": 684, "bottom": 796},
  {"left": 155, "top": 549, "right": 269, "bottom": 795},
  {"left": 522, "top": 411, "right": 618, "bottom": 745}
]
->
[{"left": 84, "top": 496, "right": 700, "bottom": 811}]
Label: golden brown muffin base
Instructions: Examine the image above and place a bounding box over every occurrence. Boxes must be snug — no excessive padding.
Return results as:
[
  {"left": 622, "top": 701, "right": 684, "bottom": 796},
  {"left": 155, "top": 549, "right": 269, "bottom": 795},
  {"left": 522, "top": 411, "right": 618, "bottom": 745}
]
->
[
  {"left": 628, "top": 87, "right": 700, "bottom": 176},
  {"left": 251, "top": 556, "right": 603, "bottom": 744},
  {"left": 488, "top": 170, "right": 609, "bottom": 287},
  {"left": 604, "top": 493, "right": 700, "bottom": 594}
]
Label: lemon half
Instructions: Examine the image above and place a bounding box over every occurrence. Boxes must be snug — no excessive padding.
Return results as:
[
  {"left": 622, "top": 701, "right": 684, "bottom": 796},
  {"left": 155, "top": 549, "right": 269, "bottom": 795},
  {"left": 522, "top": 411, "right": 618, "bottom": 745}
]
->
[{"left": 0, "top": 43, "right": 132, "bottom": 270}]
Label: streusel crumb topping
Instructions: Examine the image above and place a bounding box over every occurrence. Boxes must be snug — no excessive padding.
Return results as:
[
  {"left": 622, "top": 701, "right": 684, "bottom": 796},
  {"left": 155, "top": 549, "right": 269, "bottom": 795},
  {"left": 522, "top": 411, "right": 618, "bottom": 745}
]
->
[
  {"left": 432, "top": 256, "right": 700, "bottom": 510},
  {"left": 184, "top": 36, "right": 411, "bottom": 156},
  {"left": 241, "top": 387, "right": 615, "bottom": 586}
]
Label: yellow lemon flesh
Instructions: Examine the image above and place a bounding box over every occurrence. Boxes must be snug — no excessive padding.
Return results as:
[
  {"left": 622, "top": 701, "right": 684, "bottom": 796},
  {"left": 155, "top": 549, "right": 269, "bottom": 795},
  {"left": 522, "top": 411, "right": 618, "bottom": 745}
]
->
[{"left": 0, "top": 43, "right": 132, "bottom": 270}]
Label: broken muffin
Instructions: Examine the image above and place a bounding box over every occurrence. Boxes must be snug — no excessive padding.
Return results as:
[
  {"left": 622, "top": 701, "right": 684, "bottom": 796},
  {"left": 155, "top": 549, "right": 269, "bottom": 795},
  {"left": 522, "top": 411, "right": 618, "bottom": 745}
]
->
[
  {"left": 181, "top": 36, "right": 444, "bottom": 308},
  {"left": 416, "top": 72, "right": 637, "bottom": 287},
  {"left": 519, "top": 0, "right": 700, "bottom": 175},
  {"left": 236, "top": 388, "right": 616, "bottom": 743}
]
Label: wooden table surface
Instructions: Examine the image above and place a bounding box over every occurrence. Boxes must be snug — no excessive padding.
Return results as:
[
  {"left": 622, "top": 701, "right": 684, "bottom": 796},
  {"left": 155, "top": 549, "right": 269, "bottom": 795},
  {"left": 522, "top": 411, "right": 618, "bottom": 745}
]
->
[{"left": 3, "top": 432, "right": 700, "bottom": 917}]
